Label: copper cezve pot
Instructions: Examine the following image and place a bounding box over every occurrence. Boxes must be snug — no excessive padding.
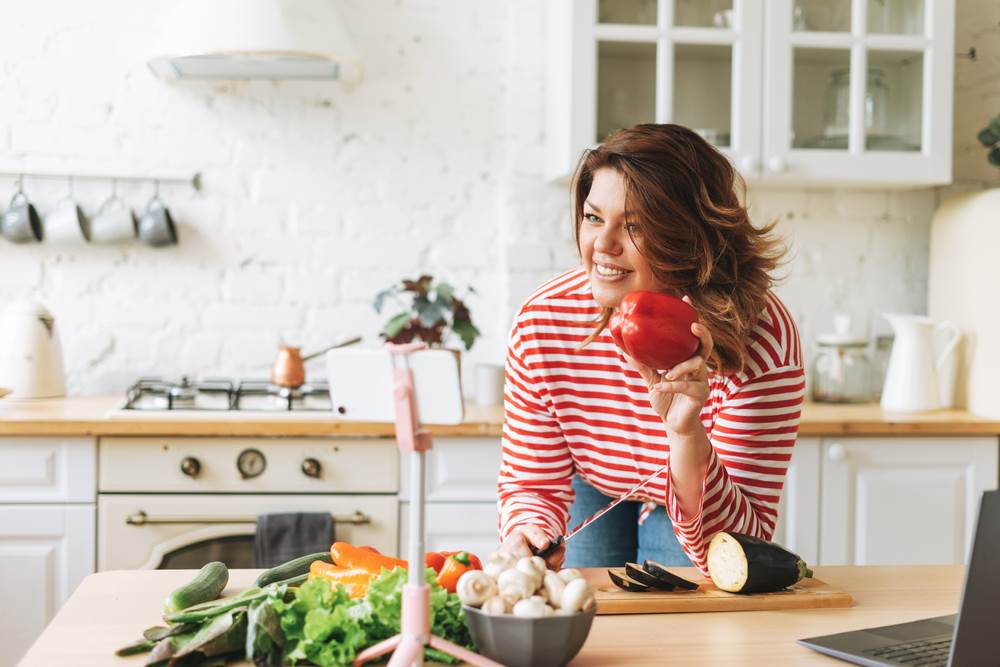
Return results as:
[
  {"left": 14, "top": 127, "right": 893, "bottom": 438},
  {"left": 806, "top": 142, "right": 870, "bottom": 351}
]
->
[{"left": 271, "top": 336, "right": 362, "bottom": 388}]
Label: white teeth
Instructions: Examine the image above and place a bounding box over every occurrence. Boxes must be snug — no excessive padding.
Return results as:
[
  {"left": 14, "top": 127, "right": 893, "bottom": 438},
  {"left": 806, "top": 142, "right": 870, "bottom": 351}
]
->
[{"left": 595, "top": 264, "right": 628, "bottom": 277}]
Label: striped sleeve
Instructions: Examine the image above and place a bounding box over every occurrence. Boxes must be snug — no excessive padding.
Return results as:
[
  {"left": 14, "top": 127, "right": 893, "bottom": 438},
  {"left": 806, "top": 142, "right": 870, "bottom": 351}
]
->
[
  {"left": 497, "top": 315, "right": 575, "bottom": 541},
  {"left": 663, "top": 364, "right": 805, "bottom": 575}
]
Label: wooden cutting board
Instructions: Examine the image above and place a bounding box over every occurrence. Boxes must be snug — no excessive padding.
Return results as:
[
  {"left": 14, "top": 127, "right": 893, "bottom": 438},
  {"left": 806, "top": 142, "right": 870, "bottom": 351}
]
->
[{"left": 583, "top": 567, "right": 853, "bottom": 615}]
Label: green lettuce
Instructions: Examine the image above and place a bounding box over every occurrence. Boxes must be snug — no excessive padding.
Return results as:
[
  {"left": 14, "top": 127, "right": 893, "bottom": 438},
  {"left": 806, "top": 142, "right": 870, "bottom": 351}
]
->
[{"left": 274, "top": 567, "right": 475, "bottom": 666}]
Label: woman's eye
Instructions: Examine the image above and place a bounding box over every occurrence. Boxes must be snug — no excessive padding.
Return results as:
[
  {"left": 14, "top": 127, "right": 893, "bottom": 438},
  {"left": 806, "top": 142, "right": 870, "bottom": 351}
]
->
[
  {"left": 626, "top": 223, "right": 641, "bottom": 234},
  {"left": 584, "top": 213, "right": 602, "bottom": 224}
]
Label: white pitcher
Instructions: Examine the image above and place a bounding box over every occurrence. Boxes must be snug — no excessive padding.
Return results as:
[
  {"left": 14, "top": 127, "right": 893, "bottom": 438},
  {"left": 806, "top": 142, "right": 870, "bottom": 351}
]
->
[{"left": 880, "top": 313, "right": 960, "bottom": 412}]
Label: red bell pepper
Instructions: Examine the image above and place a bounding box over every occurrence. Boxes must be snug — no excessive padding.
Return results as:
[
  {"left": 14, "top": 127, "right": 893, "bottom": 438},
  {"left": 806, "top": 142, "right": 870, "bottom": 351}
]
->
[{"left": 609, "top": 291, "right": 700, "bottom": 370}]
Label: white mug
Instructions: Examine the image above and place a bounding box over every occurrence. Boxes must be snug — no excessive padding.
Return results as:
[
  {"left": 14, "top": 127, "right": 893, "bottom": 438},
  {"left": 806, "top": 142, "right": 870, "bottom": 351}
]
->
[
  {"left": 45, "top": 196, "right": 89, "bottom": 244},
  {"left": 89, "top": 194, "right": 135, "bottom": 244},
  {"left": 475, "top": 363, "right": 505, "bottom": 407}
]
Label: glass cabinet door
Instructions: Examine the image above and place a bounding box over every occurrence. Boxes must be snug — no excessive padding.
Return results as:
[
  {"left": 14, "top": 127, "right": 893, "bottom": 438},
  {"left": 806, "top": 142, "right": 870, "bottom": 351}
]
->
[
  {"left": 547, "top": 0, "right": 763, "bottom": 179},
  {"left": 762, "top": 0, "right": 952, "bottom": 184}
]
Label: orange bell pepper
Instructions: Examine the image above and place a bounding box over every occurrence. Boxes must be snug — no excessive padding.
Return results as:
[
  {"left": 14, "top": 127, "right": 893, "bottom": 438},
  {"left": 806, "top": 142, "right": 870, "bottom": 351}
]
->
[
  {"left": 331, "top": 542, "right": 408, "bottom": 574},
  {"left": 308, "top": 560, "right": 372, "bottom": 598},
  {"left": 435, "top": 551, "right": 476, "bottom": 593},
  {"left": 424, "top": 552, "right": 447, "bottom": 574},
  {"left": 439, "top": 550, "right": 482, "bottom": 570}
]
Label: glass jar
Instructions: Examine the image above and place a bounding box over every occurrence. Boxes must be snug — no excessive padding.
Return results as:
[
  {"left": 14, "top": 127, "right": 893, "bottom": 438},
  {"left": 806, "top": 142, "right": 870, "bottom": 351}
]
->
[
  {"left": 823, "top": 67, "right": 889, "bottom": 140},
  {"left": 812, "top": 317, "right": 875, "bottom": 403},
  {"left": 812, "top": 341, "right": 875, "bottom": 403}
]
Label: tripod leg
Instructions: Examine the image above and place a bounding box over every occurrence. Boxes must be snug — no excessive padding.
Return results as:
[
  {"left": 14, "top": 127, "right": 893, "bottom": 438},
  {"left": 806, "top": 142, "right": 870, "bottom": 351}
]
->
[
  {"left": 428, "top": 635, "right": 505, "bottom": 667},
  {"left": 386, "top": 634, "right": 424, "bottom": 667},
  {"left": 353, "top": 635, "right": 401, "bottom": 666}
]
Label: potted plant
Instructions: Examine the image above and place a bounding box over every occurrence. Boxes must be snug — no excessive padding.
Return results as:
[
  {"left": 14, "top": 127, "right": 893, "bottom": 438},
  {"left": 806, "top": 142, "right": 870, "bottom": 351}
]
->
[
  {"left": 373, "top": 275, "right": 481, "bottom": 351},
  {"left": 977, "top": 113, "right": 1000, "bottom": 166}
]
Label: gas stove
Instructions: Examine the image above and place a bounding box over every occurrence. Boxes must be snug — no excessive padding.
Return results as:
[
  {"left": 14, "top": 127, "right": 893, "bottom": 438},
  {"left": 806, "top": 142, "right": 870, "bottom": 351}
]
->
[{"left": 122, "top": 376, "right": 332, "bottom": 412}]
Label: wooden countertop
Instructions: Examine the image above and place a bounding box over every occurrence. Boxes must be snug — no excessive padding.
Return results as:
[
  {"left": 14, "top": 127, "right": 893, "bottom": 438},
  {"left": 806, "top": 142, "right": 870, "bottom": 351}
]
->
[
  {"left": 1, "top": 395, "right": 1000, "bottom": 437},
  {"left": 19, "top": 566, "right": 964, "bottom": 666}
]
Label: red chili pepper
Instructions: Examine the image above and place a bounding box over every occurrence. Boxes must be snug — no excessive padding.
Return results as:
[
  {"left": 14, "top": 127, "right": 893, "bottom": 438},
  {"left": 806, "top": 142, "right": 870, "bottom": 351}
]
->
[{"left": 608, "top": 291, "right": 700, "bottom": 370}]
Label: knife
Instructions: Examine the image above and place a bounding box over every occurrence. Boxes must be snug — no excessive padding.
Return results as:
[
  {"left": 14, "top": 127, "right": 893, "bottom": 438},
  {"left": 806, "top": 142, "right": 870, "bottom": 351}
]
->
[{"left": 531, "top": 464, "right": 669, "bottom": 559}]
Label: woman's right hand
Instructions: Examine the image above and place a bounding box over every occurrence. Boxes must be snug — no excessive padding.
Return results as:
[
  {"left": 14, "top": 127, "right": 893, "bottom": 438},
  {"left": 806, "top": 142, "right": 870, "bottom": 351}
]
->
[{"left": 500, "top": 525, "right": 565, "bottom": 570}]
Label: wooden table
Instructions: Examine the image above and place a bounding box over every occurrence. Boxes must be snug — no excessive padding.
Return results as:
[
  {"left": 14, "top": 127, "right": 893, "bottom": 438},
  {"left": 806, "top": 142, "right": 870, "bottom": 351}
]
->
[{"left": 19, "top": 566, "right": 964, "bottom": 666}]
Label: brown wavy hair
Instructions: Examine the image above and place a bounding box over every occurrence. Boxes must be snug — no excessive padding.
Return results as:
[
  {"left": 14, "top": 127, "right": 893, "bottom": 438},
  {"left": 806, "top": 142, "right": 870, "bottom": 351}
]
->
[{"left": 575, "top": 124, "right": 786, "bottom": 375}]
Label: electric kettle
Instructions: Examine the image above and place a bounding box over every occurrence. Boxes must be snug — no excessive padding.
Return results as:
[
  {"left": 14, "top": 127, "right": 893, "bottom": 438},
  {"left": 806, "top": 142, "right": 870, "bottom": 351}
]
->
[
  {"left": 0, "top": 301, "right": 67, "bottom": 398},
  {"left": 880, "top": 313, "right": 960, "bottom": 412}
]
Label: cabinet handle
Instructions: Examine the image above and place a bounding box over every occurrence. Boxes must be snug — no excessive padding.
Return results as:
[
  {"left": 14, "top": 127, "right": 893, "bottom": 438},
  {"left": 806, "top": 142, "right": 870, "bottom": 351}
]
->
[
  {"left": 739, "top": 155, "right": 758, "bottom": 174},
  {"left": 125, "top": 509, "right": 370, "bottom": 526},
  {"left": 766, "top": 155, "right": 787, "bottom": 173},
  {"left": 827, "top": 443, "right": 847, "bottom": 462}
]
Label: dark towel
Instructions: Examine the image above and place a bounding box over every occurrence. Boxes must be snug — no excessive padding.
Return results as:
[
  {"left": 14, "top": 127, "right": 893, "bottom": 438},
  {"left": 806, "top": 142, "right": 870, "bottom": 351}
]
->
[{"left": 254, "top": 512, "right": 335, "bottom": 569}]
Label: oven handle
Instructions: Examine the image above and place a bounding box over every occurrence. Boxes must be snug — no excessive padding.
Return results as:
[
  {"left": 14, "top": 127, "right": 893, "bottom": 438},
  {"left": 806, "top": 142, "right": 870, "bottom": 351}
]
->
[{"left": 126, "top": 510, "right": 371, "bottom": 526}]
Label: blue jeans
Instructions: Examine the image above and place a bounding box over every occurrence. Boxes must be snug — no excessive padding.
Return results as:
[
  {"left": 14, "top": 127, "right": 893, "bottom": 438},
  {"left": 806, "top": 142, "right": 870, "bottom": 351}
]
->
[{"left": 564, "top": 475, "right": 692, "bottom": 568}]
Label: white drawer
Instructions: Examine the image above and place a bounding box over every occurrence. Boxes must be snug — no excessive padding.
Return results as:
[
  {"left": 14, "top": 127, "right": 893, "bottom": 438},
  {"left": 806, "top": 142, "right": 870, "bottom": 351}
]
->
[
  {"left": 0, "top": 437, "right": 96, "bottom": 503},
  {"left": 99, "top": 437, "right": 398, "bottom": 493},
  {"left": 399, "top": 502, "right": 500, "bottom": 557},
  {"left": 399, "top": 437, "right": 501, "bottom": 502}
]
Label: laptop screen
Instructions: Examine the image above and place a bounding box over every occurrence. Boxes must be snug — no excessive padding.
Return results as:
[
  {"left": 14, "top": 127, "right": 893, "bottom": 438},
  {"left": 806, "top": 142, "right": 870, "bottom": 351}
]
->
[{"left": 950, "top": 490, "right": 1000, "bottom": 666}]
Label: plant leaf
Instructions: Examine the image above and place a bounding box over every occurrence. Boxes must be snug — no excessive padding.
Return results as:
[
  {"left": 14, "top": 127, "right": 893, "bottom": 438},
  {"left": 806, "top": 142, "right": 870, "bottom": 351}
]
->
[
  {"left": 978, "top": 126, "right": 1000, "bottom": 147},
  {"left": 418, "top": 302, "right": 447, "bottom": 328},
  {"left": 372, "top": 287, "right": 398, "bottom": 314},
  {"left": 434, "top": 282, "right": 455, "bottom": 303},
  {"left": 452, "top": 320, "right": 481, "bottom": 351},
  {"left": 381, "top": 312, "right": 412, "bottom": 339},
  {"left": 989, "top": 146, "right": 1000, "bottom": 167}
]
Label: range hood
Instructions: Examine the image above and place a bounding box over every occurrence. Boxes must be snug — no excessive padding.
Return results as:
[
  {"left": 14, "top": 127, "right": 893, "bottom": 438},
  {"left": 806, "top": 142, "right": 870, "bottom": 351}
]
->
[{"left": 147, "top": 0, "right": 361, "bottom": 82}]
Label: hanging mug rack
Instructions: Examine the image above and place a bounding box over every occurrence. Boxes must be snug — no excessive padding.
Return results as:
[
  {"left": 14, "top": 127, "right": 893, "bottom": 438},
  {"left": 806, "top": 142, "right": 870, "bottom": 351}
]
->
[
  {"left": 0, "top": 170, "right": 201, "bottom": 247},
  {"left": 0, "top": 169, "right": 201, "bottom": 191}
]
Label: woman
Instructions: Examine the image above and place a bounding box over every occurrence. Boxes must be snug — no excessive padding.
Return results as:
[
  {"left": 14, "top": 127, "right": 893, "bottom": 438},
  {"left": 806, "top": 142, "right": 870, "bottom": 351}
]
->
[{"left": 497, "top": 124, "right": 805, "bottom": 573}]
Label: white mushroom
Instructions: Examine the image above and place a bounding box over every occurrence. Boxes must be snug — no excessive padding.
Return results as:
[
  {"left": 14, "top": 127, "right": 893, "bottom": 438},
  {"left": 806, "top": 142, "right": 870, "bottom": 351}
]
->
[
  {"left": 480, "top": 595, "right": 509, "bottom": 615},
  {"left": 557, "top": 568, "right": 584, "bottom": 584},
  {"left": 512, "top": 596, "right": 550, "bottom": 618},
  {"left": 497, "top": 568, "right": 535, "bottom": 602},
  {"left": 542, "top": 571, "right": 566, "bottom": 609},
  {"left": 560, "top": 577, "right": 594, "bottom": 613},
  {"left": 484, "top": 551, "right": 518, "bottom": 579},
  {"left": 456, "top": 570, "right": 498, "bottom": 608},
  {"left": 515, "top": 557, "right": 544, "bottom": 591},
  {"left": 529, "top": 556, "right": 548, "bottom": 574}
]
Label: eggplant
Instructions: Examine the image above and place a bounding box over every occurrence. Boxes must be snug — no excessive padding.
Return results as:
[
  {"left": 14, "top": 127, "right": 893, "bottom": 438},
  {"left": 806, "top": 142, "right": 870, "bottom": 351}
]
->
[
  {"left": 607, "top": 569, "right": 651, "bottom": 592},
  {"left": 623, "top": 562, "right": 675, "bottom": 590},
  {"left": 706, "top": 532, "right": 814, "bottom": 594},
  {"left": 641, "top": 560, "right": 699, "bottom": 591}
]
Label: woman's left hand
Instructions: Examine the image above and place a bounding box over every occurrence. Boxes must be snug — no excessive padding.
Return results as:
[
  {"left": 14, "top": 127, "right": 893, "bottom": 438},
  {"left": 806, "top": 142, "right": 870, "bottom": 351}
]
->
[{"left": 625, "top": 296, "right": 714, "bottom": 435}]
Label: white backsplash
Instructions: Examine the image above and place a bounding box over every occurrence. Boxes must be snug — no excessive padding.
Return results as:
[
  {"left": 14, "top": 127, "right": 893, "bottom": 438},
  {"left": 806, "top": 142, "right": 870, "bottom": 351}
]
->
[{"left": 0, "top": 0, "right": 994, "bottom": 396}]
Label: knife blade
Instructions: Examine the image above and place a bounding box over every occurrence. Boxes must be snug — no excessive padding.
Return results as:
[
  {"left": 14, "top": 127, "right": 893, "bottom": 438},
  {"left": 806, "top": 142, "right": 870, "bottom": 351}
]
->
[{"left": 531, "top": 464, "right": 669, "bottom": 559}]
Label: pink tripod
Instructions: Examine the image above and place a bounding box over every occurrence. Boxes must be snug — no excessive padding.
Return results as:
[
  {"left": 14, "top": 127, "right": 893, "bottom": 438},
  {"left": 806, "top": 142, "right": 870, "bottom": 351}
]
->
[{"left": 352, "top": 342, "right": 504, "bottom": 667}]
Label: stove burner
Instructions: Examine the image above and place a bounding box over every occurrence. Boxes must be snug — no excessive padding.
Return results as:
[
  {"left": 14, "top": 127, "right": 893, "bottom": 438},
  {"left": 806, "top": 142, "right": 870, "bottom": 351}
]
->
[{"left": 123, "top": 377, "right": 331, "bottom": 412}]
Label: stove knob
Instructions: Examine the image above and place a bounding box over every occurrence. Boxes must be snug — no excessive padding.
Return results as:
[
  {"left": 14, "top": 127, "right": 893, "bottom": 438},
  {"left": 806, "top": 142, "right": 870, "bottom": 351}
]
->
[
  {"left": 301, "top": 458, "right": 322, "bottom": 479},
  {"left": 237, "top": 448, "right": 267, "bottom": 480},
  {"left": 180, "top": 457, "right": 201, "bottom": 478}
]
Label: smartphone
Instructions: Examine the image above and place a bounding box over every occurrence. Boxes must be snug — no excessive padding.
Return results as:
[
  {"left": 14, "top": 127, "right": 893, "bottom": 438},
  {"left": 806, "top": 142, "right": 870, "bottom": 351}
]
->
[{"left": 325, "top": 347, "right": 464, "bottom": 425}]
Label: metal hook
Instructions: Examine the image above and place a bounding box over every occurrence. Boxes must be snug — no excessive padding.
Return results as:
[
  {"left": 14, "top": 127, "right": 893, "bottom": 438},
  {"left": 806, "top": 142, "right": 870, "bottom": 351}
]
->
[{"left": 16, "top": 174, "right": 23, "bottom": 194}]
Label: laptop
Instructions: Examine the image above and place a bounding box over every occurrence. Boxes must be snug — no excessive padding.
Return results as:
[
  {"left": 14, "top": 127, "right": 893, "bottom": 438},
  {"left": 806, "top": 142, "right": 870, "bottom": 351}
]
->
[{"left": 798, "top": 490, "right": 999, "bottom": 667}]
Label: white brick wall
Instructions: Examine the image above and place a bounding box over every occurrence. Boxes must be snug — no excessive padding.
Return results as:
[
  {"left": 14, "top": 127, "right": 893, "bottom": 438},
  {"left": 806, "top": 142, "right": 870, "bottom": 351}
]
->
[{"left": 0, "top": 0, "right": 993, "bottom": 396}]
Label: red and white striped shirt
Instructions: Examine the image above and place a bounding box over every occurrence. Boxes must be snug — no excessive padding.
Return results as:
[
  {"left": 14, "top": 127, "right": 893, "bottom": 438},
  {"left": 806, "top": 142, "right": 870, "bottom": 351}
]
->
[{"left": 498, "top": 268, "right": 805, "bottom": 574}]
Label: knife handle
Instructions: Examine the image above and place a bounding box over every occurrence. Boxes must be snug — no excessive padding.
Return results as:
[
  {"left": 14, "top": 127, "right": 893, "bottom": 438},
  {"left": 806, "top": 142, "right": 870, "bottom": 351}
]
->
[{"left": 531, "top": 535, "right": 565, "bottom": 559}]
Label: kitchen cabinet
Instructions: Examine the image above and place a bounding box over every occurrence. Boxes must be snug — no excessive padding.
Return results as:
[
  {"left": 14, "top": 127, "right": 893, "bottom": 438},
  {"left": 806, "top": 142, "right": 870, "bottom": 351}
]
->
[
  {"left": 0, "top": 436, "right": 96, "bottom": 667},
  {"left": 398, "top": 437, "right": 501, "bottom": 555},
  {"left": 546, "top": 0, "right": 954, "bottom": 186},
  {"left": 819, "top": 436, "right": 998, "bottom": 566}
]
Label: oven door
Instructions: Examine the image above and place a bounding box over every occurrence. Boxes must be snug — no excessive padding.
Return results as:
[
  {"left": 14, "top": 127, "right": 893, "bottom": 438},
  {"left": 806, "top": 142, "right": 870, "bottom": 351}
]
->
[{"left": 98, "top": 494, "right": 398, "bottom": 570}]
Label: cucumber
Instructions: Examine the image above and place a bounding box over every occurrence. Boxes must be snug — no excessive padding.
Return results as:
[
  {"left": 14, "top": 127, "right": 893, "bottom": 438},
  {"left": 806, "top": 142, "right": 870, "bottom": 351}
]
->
[
  {"left": 254, "top": 551, "right": 331, "bottom": 587},
  {"left": 163, "top": 561, "right": 229, "bottom": 614}
]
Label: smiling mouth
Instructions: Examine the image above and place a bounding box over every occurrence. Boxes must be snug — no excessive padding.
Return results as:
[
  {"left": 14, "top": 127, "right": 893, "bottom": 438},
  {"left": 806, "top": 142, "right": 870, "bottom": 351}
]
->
[{"left": 594, "top": 263, "right": 631, "bottom": 278}]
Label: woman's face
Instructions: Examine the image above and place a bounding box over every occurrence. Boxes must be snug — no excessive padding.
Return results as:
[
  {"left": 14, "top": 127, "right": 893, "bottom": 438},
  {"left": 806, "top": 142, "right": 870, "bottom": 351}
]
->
[{"left": 579, "top": 167, "right": 661, "bottom": 308}]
